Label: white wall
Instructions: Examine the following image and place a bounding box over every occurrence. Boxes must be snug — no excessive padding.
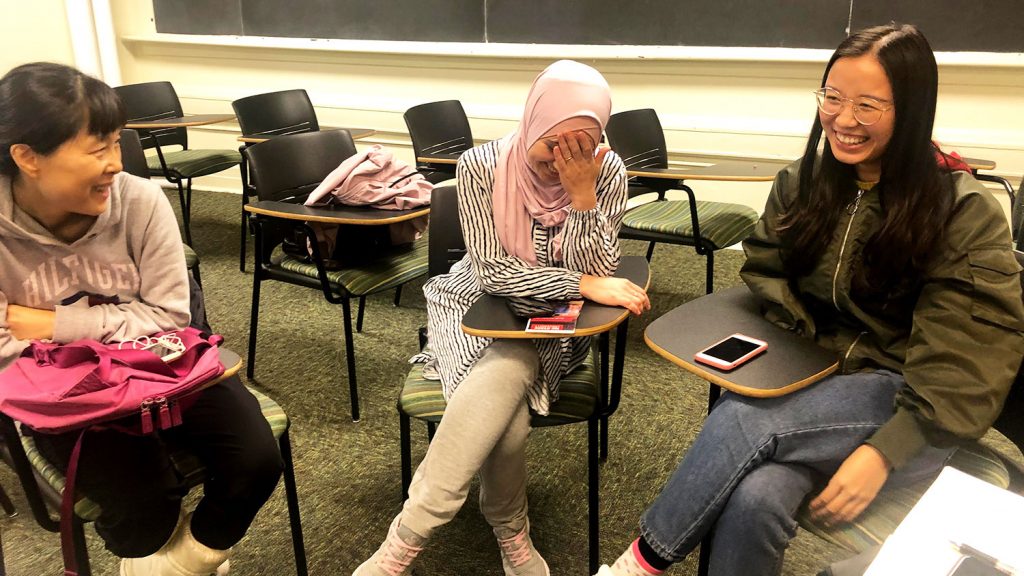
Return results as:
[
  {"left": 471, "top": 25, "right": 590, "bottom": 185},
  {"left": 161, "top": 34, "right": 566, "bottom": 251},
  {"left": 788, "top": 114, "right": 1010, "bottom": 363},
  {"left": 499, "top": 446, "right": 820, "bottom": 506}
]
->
[
  {"left": 109, "top": 1, "right": 1024, "bottom": 217},
  {"left": 0, "top": 0, "right": 76, "bottom": 72}
]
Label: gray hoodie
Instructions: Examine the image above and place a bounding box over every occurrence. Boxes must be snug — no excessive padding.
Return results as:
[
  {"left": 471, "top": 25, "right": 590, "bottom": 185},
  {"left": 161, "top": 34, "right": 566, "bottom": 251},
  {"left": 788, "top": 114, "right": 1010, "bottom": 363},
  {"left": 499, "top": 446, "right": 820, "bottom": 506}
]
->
[{"left": 0, "top": 171, "right": 190, "bottom": 371}]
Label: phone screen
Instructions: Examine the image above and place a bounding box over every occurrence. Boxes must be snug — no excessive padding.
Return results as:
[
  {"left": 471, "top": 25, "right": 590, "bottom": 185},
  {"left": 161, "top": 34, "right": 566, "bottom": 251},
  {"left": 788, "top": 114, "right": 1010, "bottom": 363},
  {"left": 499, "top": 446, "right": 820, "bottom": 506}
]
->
[{"left": 701, "top": 337, "right": 761, "bottom": 363}]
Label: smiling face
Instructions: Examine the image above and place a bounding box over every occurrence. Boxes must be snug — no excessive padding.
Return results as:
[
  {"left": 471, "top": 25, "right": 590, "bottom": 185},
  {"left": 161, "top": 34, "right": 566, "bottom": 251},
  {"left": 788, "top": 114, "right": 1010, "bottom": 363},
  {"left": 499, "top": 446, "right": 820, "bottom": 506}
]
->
[
  {"left": 820, "top": 55, "right": 895, "bottom": 182},
  {"left": 28, "top": 127, "right": 123, "bottom": 219}
]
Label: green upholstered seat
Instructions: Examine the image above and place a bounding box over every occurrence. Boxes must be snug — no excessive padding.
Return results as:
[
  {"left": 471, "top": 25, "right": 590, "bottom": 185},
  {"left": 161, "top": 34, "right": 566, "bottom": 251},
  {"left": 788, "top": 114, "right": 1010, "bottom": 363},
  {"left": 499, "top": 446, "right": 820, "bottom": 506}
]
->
[
  {"left": 147, "top": 149, "right": 242, "bottom": 180},
  {"left": 19, "top": 385, "right": 287, "bottom": 521},
  {"left": 183, "top": 244, "right": 199, "bottom": 271},
  {"left": 797, "top": 443, "right": 1010, "bottom": 552},
  {"left": 622, "top": 199, "right": 759, "bottom": 250},
  {"left": 272, "top": 240, "right": 428, "bottom": 296},
  {"left": 400, "top": 351, "right": 600, "bottom": 426}
]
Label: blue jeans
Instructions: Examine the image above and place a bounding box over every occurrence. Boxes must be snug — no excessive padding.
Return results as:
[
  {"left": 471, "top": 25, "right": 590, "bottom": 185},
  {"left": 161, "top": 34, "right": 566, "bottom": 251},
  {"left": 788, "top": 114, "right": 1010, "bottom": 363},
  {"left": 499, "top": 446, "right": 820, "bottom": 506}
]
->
[{"left": 639, "top": 370, "right": 952, "bottom": 576}]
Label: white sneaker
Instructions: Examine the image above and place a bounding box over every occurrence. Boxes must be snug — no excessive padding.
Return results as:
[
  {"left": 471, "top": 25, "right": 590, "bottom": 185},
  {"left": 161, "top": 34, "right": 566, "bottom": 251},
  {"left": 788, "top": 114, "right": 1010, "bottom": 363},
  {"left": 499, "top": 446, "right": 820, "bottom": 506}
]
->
[
  {"left": 494, "top": 520, "right": 549, "bottom": 576},
  {"left": 352, "top": 515, "right": 427, "bottom": 576}
]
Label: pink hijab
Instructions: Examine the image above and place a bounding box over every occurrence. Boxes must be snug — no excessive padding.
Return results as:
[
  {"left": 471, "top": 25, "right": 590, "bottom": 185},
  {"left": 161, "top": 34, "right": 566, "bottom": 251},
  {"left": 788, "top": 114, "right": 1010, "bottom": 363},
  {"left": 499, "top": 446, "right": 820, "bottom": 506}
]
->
[{"left": 492, "top": 60, "right": 612, "bottom": 266}]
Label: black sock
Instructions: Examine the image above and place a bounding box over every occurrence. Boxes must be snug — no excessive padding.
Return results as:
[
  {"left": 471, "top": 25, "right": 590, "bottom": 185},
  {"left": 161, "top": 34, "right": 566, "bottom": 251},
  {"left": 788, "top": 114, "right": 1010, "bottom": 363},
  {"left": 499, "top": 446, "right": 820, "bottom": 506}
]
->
[{"left": 638, "top": 536, "right": 673, "bottom": 572}]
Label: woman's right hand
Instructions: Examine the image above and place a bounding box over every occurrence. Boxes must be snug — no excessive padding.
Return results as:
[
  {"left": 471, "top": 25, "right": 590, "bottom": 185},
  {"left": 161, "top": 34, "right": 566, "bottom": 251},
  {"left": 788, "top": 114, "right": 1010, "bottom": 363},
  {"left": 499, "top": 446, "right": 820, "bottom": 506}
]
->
[{"left": 579, "top": 275, "right": 650, "bottom": 316}]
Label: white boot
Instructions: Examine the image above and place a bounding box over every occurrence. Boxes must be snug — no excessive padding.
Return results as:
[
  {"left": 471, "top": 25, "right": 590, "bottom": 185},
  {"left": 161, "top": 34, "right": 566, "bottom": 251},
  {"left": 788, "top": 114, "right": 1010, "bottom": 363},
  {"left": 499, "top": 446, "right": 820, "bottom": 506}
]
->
[{"left": 120, "top": 512, "right": 232, "bottom": 576}]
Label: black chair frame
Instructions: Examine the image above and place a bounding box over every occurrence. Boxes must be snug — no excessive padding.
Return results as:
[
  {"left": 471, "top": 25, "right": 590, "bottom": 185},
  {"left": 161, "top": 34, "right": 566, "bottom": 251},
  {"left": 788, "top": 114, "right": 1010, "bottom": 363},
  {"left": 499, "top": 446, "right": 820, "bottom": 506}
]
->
[
  {"left": 404, "top": 100, "right": 474, "bottom": 184},
  {"left": 606, "top": 109, "right": 718, "bottom": 294}
]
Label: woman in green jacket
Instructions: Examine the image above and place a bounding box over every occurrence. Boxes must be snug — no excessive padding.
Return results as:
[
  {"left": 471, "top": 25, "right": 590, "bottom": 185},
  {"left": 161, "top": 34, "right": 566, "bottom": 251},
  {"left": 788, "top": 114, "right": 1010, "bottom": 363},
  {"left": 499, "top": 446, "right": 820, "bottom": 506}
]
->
[{"left": 595, "top": 23, "right": 1024, "bottom": 576}]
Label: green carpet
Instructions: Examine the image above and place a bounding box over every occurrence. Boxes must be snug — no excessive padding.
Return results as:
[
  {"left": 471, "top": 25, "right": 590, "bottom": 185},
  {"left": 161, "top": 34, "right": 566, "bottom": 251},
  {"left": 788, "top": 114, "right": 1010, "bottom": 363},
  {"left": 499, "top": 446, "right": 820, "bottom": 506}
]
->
[{"left": 1, "top": 189, "right": 1020, "bottom": 575}]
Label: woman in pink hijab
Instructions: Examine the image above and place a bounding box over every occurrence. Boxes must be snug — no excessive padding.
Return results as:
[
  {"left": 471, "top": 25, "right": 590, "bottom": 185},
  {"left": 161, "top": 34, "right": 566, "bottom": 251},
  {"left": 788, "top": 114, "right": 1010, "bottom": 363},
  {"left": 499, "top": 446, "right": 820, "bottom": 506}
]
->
[{"left": 354, "top": 60, "right": 649, "bottom": 576}]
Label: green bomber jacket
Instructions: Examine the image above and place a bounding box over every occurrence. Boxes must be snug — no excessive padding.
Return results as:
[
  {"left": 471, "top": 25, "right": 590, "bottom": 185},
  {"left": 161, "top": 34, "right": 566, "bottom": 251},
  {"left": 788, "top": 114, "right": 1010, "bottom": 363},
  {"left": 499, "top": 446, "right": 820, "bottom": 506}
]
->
[{"left": 741, "top": 160, "right": 1024, "bottom": 469}]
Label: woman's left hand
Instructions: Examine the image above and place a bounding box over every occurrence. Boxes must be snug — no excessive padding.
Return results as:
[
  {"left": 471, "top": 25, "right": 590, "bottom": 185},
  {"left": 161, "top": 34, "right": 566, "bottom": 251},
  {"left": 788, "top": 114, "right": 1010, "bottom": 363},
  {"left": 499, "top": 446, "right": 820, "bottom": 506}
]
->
[
  {"left": 808, "top": 444, "right": 891, "bottom": 526},
  {"left": 6, "top": 304, "right": 56, "bottom": 341},
  {"left": 553, "top": 131, "right": 610, "bottom": 212}
]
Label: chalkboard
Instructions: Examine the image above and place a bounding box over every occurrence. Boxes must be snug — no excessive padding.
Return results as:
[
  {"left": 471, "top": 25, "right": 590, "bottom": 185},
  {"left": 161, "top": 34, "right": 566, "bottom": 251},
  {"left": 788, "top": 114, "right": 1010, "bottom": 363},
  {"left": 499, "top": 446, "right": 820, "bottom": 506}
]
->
[{"left": 153, "top": 0, "right": 1024, "bottom": 52}]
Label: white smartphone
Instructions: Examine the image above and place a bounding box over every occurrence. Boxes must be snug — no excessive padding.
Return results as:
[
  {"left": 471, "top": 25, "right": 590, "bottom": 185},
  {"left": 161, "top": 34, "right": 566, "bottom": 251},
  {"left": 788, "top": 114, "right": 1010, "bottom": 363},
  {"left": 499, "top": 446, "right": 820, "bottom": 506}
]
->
[
  {"left": 141, "top": 341, "right": 184, "bottom": 363},
  {"left": 693, "top": 333, "right": 767, "bottom": 371}
]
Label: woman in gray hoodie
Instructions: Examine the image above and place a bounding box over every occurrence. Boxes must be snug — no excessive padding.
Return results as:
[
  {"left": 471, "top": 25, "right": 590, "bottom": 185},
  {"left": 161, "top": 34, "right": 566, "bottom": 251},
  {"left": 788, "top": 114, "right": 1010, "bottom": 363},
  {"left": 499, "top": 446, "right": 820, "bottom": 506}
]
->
[{"left": 0, "top": 62, "right": 282, "bottom": 576}]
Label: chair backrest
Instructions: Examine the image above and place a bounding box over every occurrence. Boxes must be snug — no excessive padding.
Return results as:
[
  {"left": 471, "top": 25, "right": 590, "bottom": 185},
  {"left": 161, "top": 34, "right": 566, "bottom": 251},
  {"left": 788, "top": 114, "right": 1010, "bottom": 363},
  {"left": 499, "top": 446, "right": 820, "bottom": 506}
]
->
[
  {"left": 232, "top": 89, "right": 320, "bottom": 138},
  {"left": 404, "top": 100, "right": 474, "bottom": 161},
  {"left": 992, "top": 249, "right": 1024, "bottom": 450},
  {"left": 114, "top": 81, "right": 187, "bottom": 150},
  {"left": 242, "top": 129, "right": 357, "bottom": 203},
  {"left": 118, "top": 129, "right": 150, "bottom": 179},
  {"left": 427, "top": 185, "right": 465, "bottom": 278},
  {"left": 605, "top": 108, "right": 669, "bottom": 171}
]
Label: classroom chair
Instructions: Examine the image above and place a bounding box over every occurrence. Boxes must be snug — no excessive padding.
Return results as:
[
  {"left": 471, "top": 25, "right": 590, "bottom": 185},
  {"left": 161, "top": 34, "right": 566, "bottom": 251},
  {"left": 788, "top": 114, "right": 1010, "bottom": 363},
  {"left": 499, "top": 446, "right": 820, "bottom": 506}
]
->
[
  {"left": 232, "top": 89, "right": 322, "bottom": 272},
  {"left": 120, "top": 128, "right": 203, "bottom": 287},
  {"left": 606, "top": 109, "right": 760, "bottom": 294},
  {"left": 114, "top": 81, "right": 241, "bottom": 247},
  {"left": 789, "top": 250, "right": 1024, "bottom": 574},
  {"left": 0, "top": 280, "right": 309, "bottom": 576},
  {"left": 396, "top": 185, "right": 631, "bottom": 574},
  {"left": 244, "top": 130, "right": 428, "bottom": 422},
  {"left": 403, "top": 100, "right": 474, "bottom": 183}
]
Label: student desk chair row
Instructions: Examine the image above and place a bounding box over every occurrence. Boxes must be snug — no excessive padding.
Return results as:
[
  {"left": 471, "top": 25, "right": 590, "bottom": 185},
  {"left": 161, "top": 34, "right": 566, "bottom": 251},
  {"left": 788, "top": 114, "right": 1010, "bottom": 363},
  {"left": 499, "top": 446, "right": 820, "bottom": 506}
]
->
[
  {"left": 231, "top": 88, "right": 375, "bottom": 272},
  {"left": 242, "top": 129, "right": 429, "bottom": 423}
]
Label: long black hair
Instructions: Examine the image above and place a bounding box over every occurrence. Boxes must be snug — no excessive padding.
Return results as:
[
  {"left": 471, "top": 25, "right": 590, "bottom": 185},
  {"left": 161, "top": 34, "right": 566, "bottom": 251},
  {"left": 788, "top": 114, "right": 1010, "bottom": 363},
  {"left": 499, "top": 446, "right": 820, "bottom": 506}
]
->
[
  {"left": 778, "top": 24, "right": 954, "bottom": 295},
  {"left": 0, "top": 62, "right": 125, "bottom": 177}
]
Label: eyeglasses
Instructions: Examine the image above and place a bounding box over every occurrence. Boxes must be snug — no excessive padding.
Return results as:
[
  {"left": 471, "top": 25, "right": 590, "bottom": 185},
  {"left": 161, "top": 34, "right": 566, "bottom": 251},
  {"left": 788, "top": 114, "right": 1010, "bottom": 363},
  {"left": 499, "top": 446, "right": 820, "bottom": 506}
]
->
[{"left": 813, "top": 88, "right": 893, "bottom": 126}]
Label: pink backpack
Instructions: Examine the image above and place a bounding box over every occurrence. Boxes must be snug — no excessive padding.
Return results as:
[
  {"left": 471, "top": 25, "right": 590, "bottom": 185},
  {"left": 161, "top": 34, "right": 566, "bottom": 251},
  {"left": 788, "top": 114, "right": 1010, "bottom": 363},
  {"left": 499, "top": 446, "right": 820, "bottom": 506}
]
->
[
  {"left": 0, "top": 327, "right": 225, "bottom": 434},
  {"left": 0, "top": 327, "right": 225, "bottom": 575}
]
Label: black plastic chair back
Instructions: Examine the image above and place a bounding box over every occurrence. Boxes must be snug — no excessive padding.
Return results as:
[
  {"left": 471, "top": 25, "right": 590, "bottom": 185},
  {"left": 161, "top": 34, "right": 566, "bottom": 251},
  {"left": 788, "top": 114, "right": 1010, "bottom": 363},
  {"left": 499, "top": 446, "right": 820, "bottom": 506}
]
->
[
  {"left": 243, "top": 130, "right": 357, "bottom": 204},
  {"left": 114, "top": 81, "right": 187, "bottom": 151},
  {"left": 606, "top": 109, "right": 669, "bottom": 171},
  {"left": 232, "top": 89, "right": 320, "bottom": 138},
  {"left": 427, "top": 185, "right": 464, "bottom": 278},
  {"left": 118, "top": 129, "right": 149, "bottom": 179},
  {"left": 404, "top": 100, "right": 473, "bottom": 160}
]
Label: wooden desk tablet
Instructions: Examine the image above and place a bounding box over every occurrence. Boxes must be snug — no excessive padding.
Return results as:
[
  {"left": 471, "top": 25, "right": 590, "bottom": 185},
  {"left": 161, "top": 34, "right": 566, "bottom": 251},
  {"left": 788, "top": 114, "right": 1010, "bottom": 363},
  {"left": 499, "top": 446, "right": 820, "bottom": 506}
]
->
[
  {"left": 125, "top": 114, "right": 236, "bottom": 129},
  {"left": 217, "top": 348, "right": 243, "bottom": 381},
  {"left": 417, "top": 153, "right": 462, "bottom": 166},
  {"left": 461, "top": 255, "right": 651, "bottom": 339},
  {"left": 644, "top": 286, "right": 838, "bottom": 397},
  {"left": 237, "top": 127, "right": 376, "bottom": 144},
  {"left": 244, "top": 201, "right": 429, "bottom": 226},
  {"left": 962, "top": 157, "right": 996, "bottom": 172},
  {"left": 627, "top": 160, "right": 791, "bottom": 183}
]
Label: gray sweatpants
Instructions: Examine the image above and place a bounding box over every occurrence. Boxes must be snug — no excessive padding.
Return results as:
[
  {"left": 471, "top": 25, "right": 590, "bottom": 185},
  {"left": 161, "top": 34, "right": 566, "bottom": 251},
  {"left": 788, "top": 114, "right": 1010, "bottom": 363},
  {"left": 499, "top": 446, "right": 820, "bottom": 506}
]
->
[{"left": 401, "top": 339, "right": 540, "bottom": 538}]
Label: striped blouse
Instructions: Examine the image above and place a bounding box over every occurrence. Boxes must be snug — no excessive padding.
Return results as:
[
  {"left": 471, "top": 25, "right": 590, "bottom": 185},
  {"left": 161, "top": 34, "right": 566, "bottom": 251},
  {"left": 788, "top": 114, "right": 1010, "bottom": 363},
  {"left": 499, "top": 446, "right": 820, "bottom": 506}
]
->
[{"left": 413, "top": 138, "right": 628, "bottom": 415}]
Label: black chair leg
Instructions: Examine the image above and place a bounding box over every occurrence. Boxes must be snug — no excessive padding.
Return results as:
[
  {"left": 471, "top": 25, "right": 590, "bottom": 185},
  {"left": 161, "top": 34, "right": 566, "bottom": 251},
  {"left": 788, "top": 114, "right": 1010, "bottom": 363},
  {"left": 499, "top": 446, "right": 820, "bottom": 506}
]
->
[
  {"left": 598, "top": 332, "right": 610, "bottom": 462},
  {"left": 696, "top": 531, "right": 713, "bottom": 576},
  {"left": 394, "top": 285, "right": 403, "bottom": 307},
  {"left": 0, "top": 483, "right": 15, "bottom": 517},
  {"left": 239, "top": 150, "right": 249, "bottom": 273},
  {"left": 341, "top": 298, "right": 360, "bottom": 422},
  {"left": 279, "top": 430, "right": 309, "bottom": 576},
  {"left": 704, "top": 249, "right": 715, "bottom": 295},
  {"left": 172, "top": 179, "right": 194, "bottom": 247},
  {"left": 72, "top": 517, "right": 92, "bottom": 576},
  {"left": 588, "top": 418, "right": 600, "bottom": 575},
  {"left": 426, "top": 421, "right": 436, "bottom": 442},
  {"left": 356, "top": 296, "right": 366, "bottom": 333},
  {"left": 247, "top": 276, "right": 262, "bottom": 380},
  {"left": 645, "top": 241, "right": 656, "bottom": 262},
  {"left": 400, "top": 413, "right": 412, "bottom": 500}
]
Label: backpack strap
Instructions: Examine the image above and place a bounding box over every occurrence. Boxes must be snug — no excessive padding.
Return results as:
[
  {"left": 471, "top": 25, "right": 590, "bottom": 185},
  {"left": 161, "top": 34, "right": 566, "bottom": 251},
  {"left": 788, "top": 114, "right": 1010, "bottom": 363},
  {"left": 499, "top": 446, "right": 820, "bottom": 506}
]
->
[{"left": 59, "top": 428, "right": 89, "bottom": 576}]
